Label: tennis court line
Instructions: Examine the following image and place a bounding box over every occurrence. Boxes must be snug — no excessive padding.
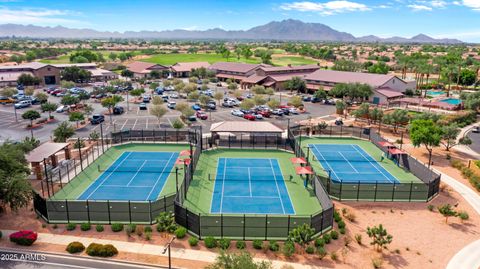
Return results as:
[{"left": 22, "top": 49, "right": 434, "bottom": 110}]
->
[
  {"left": 271, "top": 158, "right": 296, "bottom": 215},
  {"left": 338, "top": 151, "right": 359, "bottom": 173},
  {"left": 146, "top": 152, "right": 176, "bottom": 200},
  {"left": 247, "top": 167, "right": 252, "bottom": 197},
  {"left": 102, "top": 185, "right": 153, "bottom": 188},
  {"left": 126, "top": 160, "right": 147, "bottom": 186},
  {"left": 223, "top": 195, "right": 280, "bottom": 199},
  {"left": 268, "top": 159, "right": 286, "bottom": 214},
  {"left": 310, "top": 145, "right": 340, "bottom": 180},
  {"left": 219, "top": 158, "right": 227, "bottom": 213},
  {"left": 350, "top": 145, "right": 394, "bottom": 183},
  {"left": 81, "top": 152, "right": 133, "bottom": 200}
]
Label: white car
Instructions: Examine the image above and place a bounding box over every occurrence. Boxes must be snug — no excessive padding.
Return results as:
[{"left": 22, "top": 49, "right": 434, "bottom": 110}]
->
[
  {"left": 169, "top": 93, "right": 179, "bottom": 99},
  {"left": 231, "top": 109, "right": 244, "bottom": 117},
  {"left": 254, "top": 114, "right": 263, "bottom": 119},
  {"left": 289, "top": 108, "right": 299, "bottom": 114},
  {"left": 56, "top": 105, "right": 70, "bottom": 113}
]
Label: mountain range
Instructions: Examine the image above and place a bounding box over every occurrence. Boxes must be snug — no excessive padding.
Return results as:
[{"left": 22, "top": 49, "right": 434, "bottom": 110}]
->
[{"left": 0, "top": 19, "right": 463, "bottom": 44}]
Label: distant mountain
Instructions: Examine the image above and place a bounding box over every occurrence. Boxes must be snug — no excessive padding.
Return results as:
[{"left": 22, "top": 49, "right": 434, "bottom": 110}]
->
[{"left": 0, "top": 19, "right": 463, "bottom": 44}]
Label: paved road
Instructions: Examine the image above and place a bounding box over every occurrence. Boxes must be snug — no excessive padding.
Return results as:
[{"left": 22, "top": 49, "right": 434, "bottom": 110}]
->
[
  {"left": 466, "top": 128, "right": 480, "bottom": 155},
  {"left": 0, "top": 248, "right": 169, "bottom": 269}
]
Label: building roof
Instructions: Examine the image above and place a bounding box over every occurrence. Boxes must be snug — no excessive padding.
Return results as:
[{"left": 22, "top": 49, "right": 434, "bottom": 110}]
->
[
  {"left": 90, "top": 68, "right": 117, "bottom": 77},
  {"left": 209, "top": 62, "right": 267, "bottom": 74},
  {"left": 0, "top": 62, "right": 49, "bottom": 71},
  {"left": 171, "top": 62, "right": 210, "bottom": 72},
  {"left": 127, "top": 61, "right": 167, "bottom": 74},
  {"left": 216, "top": 74, "right": 247, "bottom": 81},
  {"left": 267, "top": 73, "right": 309, "bottom": 82},
  {"left": 243, "top": 74, "right": 267, "bottom": 84},
  {"left": 305, "top": 69, "right": 400, "bottom": 87},
  {"left": 375, "top": 88, "right": 404, "bottom": 98},
  {"left": 26, "top": 142, "right": 70, "bottom": 163},
  {"left": 259, "top": 64, "right": 320, "bottom": 73},
  {"left": 53, "top": 63, "right": 96, "bottom": 68},
  {"left": 0, "top": 71, "right": 34, "bottom": 82},
  {"left": 210, "top": 121, "right": 283, "bottom": 133}
]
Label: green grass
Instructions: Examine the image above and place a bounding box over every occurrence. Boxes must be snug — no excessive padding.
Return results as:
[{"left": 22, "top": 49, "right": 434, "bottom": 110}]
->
[
  {"left": 141, "top": 53, "right": 262, "bottom": 65},
  {"left": 182, "top": 149, "right": 322, "bottom": 215},
  {"left": 39, "top": 50, "right": 141, "bottom": 64},
  {"left": 299, "top": 137, "right": 422, "bottom": 184},
  {"left": 50, "top": 143, "right": 189, "bottom": 200},
  {"left": 271, "top": 56, "right": 319, "bottom": 66}
]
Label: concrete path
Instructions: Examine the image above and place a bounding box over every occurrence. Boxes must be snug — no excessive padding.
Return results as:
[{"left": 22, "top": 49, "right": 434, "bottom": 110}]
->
[
  {"left": 433, "top": 169, "right": 480, "bottom": 269},
  {"left": 0, "top": 230, "right": 324, "bottom": 269}
]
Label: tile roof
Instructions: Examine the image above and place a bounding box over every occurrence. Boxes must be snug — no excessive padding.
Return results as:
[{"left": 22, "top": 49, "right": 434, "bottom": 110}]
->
[
  {"left": 171, "top": 62, "right": 210, "bottom": 72},
  {"left": 243, "top": 74, "right": 267, "bottom": 84},
  {"left": 127, "top": 61, "right": 167, "bottom": 74},
  {"left": 209, "top": 62, "right": 267, "bottom": 74},
  {"left": 375, "top": 88, "right": 404, "bottom": 98},
  {"left": 259, "top": 64, "right": 320, "bottom": 73},
  {"left": 305, "top": 69, "right": 399, "bottom": 87}
]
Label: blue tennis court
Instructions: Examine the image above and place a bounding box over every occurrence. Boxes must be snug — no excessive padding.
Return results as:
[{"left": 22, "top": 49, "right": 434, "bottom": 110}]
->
[
  {"left": 78, "top": 151, "right": 178, "bottom": 201},
  {"left": 211, "top": 158, "right": 295, "bottom": 215},
  {"left": 309, "top": 144, "right": 399, "bottom": 184}
]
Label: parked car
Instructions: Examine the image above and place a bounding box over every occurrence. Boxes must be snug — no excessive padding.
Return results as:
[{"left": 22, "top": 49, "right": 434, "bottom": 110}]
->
[
  {"left": 161, "top": 94, "right": 169, "bottom": 101},
  {"left": 222, "top": 101, "right": 234, "bottom": 108},
  {"left": 473, "top": 126, "right": 480, "bottom": 133},
  {"left": 281, "top": 108, "right": 290, "bottom": 115},
  {"left": 243, "top": 114, "right": 256, "bottom": 121},
  {"left": 324, "top": 99, "right": 335, "bottom": 105},
  {"left": 142, "top": 95, "right": 151, "bottom": 103},
  {"left": 113, "top": 106, "right": 124, "bottom": 115},
  {"left": 311, "top": 97, "right": 321, "bottom": 103},
  {"left": 12, "top": 93, "right": 25, "bottom": 100},
  {"left": 231, "top": 109, "right": 244, "bottom": 117},
  {"left": 0, "top": 96, "right": 15, "bottom": 104},
  {"left": 192, "top": 104, "right": 201, "bottom": 111},
  {"left": 216, "top": 82, "right": 222, "bottom": 87},
  {"left": 139, "top": 103, "right": 147, "bottom": 110},
  {"left": 196, "top": 111, "right": 208, "bottom": 120},
  {"left": 55, "top": 105, "right": 69, "bottom": 113},
  {"left": 272, "top": 109, "right": 284, "bottom": 116},
  {"left": 254, "top": 113, "right": 263, "bottom": 120},
  {"left": 167, "top": 101, "right": 176, "bottom": 109},
  {"left": 90, "top": 114, "right": 105, "bottom": 124},
  {"left": 169, "top": 93, "right": 179, "bottom": 99},
  {"left": 207, "top": 100, "right": 216, "bottom": 110},
  {"left": 289, "top": 108, "right": 299, "bottom": 114},
  {"left": 50, "top": 89, "right": 64, "bottom": 96},
  {"left": 14, "top": 100, "right": 32, "bottom": 109},
  {"left": 257, "top": 110, "right": 271, "bottom": 118},
  {"left": 155, "top": 87, "right": 164, "bottom": 95},
  {"left": 246, "top": 93, "right": 254, "bottom": 99},
  {"left": 188, "top": 115, "right": 197, "bottom": 121},
  {"left": 303, "top": 96, "right": 312, "bottom": 102}
]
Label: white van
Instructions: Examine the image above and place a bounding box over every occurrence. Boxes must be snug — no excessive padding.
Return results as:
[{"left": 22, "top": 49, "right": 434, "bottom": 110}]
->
[{"left": 167, "top": 101, "right": 176, "bottom": 109}]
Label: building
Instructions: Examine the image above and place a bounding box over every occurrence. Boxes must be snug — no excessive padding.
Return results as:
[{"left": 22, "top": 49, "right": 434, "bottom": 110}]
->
[
  {"left": 0, "top": 62, "right": 118, "bottom": 87},
  {"left": 242, "top": 64, "right": 321, "bottom": 90},
  {"left": 170, "top": 62, "right": 210, "bottom": 77},
  {"left": 126, "top": 61, "right": 169, "bottom": 79},
  {"left": 304, "top": 70, "right": 411, "bottom": 105},
  {"left": 208, "top": 62, "right": 270, "bottom": 83}
]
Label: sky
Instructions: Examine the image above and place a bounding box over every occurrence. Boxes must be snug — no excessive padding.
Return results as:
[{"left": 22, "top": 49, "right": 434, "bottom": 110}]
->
[{"left": 0, "top": 0, "right": 479, "bottom": 42}]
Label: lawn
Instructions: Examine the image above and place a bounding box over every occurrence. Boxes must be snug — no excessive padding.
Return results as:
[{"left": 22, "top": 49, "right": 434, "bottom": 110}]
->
[
  {"left": 141, "top": 53, "right": 261, "bottom": 65},
  {"left": 50, "top": 143, "right": 189, "bottom": 200},
  {"left": 182, "top": 148, "right": 322, "bottom": 215},
  {"left": 39, "top": 50, "right": 141, "bottom": 64}
]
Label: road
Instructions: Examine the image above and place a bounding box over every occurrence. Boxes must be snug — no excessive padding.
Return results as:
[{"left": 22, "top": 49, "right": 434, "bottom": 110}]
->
[
  {"left": 466, "top": 128, "right": 480, "bottom": 155},
  {"left": 0, "top": 248, "right": 169, "bottom": 269}
]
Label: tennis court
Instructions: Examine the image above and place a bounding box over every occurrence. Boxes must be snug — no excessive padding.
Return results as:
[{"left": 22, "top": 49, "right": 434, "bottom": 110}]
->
[
  {"left": 78, "top": 151, "right": 178, "bottom": 201},
  {"left": 309, "top": 144, "right": 399, "bottom": 184},
  {"left": 210, "top": 158, "right": 295, "bottom": 215}
]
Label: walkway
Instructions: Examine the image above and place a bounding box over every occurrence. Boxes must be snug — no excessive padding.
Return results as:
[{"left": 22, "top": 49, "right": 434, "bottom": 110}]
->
[{"left": 0, "top": 230, "right": 324, "bottom": 269}]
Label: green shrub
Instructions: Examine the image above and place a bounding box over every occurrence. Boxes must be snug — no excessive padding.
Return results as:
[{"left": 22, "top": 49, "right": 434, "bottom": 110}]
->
[
  {"left": 156, "top": 212, "right": 176, "bottom": 233},
  {"left": 323, "top": 233, "right": 331, "bottom": 244},
  {"left": 305, "top": 245, "right": 315, "bottom": 254},
  {"left": 337, "top": 220, "right": 346, "bottom": 229},
  {"left": 252, "top": 239, "right": 263, "bottom": 250},
  {"left": 458, "top": 211, "right": 469, "bottom": 222},
  {"left": 126, "top": 224, "right": 136, "bottom": 237},
  {"left": 331, "top": 230, "right": 339, "bottom": 240},
  {"left": 218, "top": 238, "right": 231, "bottom": 250},
  {"left": 145, "top": 231, "right": 152, "bottom": 241},
  {"left": 333, "top": 210, "right": 342, "bottom": 222},
  {"left": 52, "top": 224, "right": 58, "bottom": 229},
  {"left": 96, "top": 225, "right": 104, "bottom": 232},
  {"left": 86, "top": 243, "right": 118, "bottom": 257},
  {"left": 236, "top": 240, "right": 246, "bottom": 249},
  {"left": 204, "top": 236, "right": 217, "bottom": 248},
  {"left": 111, "top": 223, "right": 123, "bottom": 232},
  {"left": 66, "top": 223, "right": 77, "bottom": 231},
  {"left": 330, "top": 251, "right": 338, "bottom": 261},
  {"left": 144, "top": 226, "right": 152, "bottom": 233},
  {"left": 314, "top": 237, "right": 325, "bottom": 247},
  {"left": 268, "top": 240, "right": 279, "bottom": 252},
  {"left": 317, "top": 246, "right": 327, "bottom": 259},
  {"left": 66, "top": 241, "right": 85, "bottom": 254},
  {"left": 80, "top": 223, "right": 91, "bottom": 231},
  {"left": 339, "top": 227, "right": 346, "bottom": 234},
  {"left": 427, "top": 205, "right": 434, "bottom": 211},
  {"left": 135, "top": 226, "right": 144, "bottom": 237},
  {"left": 174, "top": 227, "right": 187, "bottom": 239},
  {"left": 188, "top": 237, "right": 199, "bottom": 246},
  {"left": 282, "top": 241, "right": 295, "bottom": 258},
  {"left": 42, "top": 223, "right": 47, "bottom": 228}
]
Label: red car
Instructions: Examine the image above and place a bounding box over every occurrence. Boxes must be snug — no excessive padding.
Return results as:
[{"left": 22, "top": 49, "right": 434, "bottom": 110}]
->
[
  {"left": 278, "top": 105, "right": 291, "bottom": 109},
  {"left": 243, "top": 114, "right": 256, "bottom": 121},
  {"left": 50, "top": 89, "right": 64, "bottom": 96},
  {"left": 258, "top": 110, "right": 271, "bottom": 118},
  {"left": 196, "top": 111, "right": 208, "bottom": 120}
]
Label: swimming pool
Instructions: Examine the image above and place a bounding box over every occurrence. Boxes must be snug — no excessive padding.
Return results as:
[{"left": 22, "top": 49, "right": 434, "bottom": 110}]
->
[
  {"left": 427, "top": 90, "right": 445, "bottom": 96},
  {"left": 440, "top": 98, "right": 462, "bottom": 105}
]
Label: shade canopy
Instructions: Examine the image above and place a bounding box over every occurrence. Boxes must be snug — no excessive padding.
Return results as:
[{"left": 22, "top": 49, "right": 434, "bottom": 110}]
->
[
  {"left": 378, "top": 141, "right": 394, "bottom": 147},
  {"left": 175, "top": 158, "right": 191, "bottom": 165},
  {"left": 290, "top": 157, "right": 307, "bottom": 164},
  {"left": 179, "top": 150, "right": 192, "bottom": 156},
  {"left": 26, "top": 142, "right": 69, "bottom": 163},
  {"left": 295, "top": 166, "right": 313, "bottom": 175},
  {"left": 388, "top": 148, "right": 406, "bottom": 155}
]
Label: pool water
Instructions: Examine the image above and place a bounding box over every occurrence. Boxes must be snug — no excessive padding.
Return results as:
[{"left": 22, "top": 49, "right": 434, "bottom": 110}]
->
[
  {"left": 440, "top": 98, "right": 462, "bottom": 105},
  {"left": 427, "top": 90, "right": 445, "bottom": 96}
]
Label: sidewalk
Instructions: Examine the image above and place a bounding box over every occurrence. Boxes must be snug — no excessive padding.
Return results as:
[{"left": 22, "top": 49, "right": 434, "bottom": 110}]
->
[{"left": 0, "top": 230, "right": 325, "bottom": 269}]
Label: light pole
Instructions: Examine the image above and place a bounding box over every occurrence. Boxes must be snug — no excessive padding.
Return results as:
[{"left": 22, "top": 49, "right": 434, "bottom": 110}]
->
[{"left": 162, "top": 236, "right": 176, "bottom": 269}]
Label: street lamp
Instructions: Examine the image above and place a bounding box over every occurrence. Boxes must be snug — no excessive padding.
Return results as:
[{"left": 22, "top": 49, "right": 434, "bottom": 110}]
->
[{"left": 162, "top": 236, "right": 176, "bottom": 269}]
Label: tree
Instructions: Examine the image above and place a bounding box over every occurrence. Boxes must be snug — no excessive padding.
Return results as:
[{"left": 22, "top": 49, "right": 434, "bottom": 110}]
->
[
  {"left": 239, "top": 99, "right": 255, "bottom": 110},
  {"left": 382, "top": 109, "right": 408, "bottom": 133},
  {"left": 61, "top": 95, "right": 80, "bottom": 106},
  {"left": 228, "top": 83, "right": 238, "bottom": 91},
  {"left": 0, "top": 87, "right": 18, "bottom": 97},
  {"left": 108, "top": 52, "right": 117, "bottom": 61},
  {"left": 367, "top": 62, "right": 390, "bottom": 74},
  {"left": 440, "top": 124, "right": 471, "bottom": 151},
  {"left": 61, "top": 66, "right": 92, "bottom": 82},
  {"left": 150, "top": 105, "right": 167, "bottom": 127},
  {"left": 409, "top": 119, "right": 442, "bottom": 167},
  {"left": 60, "top": 80, "right": 75, "bottom": 89},
  {"left": 150, "top": 70, "right": 161, "bottom": 79},
  {"left": 69, "top": 111, "right": 84, "bottom": 128},
  {"left": 206, "top": 251, "right": 271, "bottom": 269},
  {"left": 22, "top": 110, "right": 41, "bottom": 137},
  {"left": 366, "top": 224, "right": 393, "bottom": 252},
  {"left": 352, "top": 103, "right": 370, "bottom": 122},
  {"left": 267, "top": 99, "right": 280, "bottom": 109},
  {"left": 335, "top": 100, "right": 346, "bottom": 116},
  {"left": 53, "top": 121, "right": 75, "bottom": 142},
  {"left": 438, "top": 204, "right": 457, "bottom": 223},
  {"left": 251, "top": 85, "right": 266, "bottom": 95},
  {"left": 152, "top": 96, "right": 163, "bottom": 105},
  {"left": 34, "top": 92, "right": 48, "bottom": 104},
  {"left": 369, "top": 108, "right": 384, "bottom": 127},
  {"left": 329, "top": 83, "right": 373, "bottom": 102},
  {"left": 41, "top": 102, "right": 57, "bottom": 119},
  {"left": 101, "top": 95, "right": 124, "bottom": 114},
  {"left": 213, "top": 92, "right": 224, "bottom": 105},
  {"left": 289, "top": 96, "right": 303, "bottom": 108},
  {"left": 83, "top": 104, "right": 94, "bottom": 115},
  {"left": 253, "top": 95, "right": 266, "bottom": 106},
  {"left": 313, "top": 89, "right": 327, "bottom": 100},
  {"left": 287, "top": 223, "right": 315, "bottom": 249},
  {"left": 285, "top": 77, "right": 306, "bottom": 93},
  {"left": 69, "top": 50, "right": 98, "bottom": 63},
  {"left": 17, "top": 73, "right": 41, "bottom": 86},
  {"left": 172, "top": 118, "right": 185, "bottom": 129},
  {"left": 130, "top": 89, "right": 145, "bottom": 98},
  {"left": 242, "top": 47, "right": 253, "bottom": 59},
  {"left": 199, "top": 95, "right": 212, "bottom": 107},
  {"left": 121, "top": 69, "right": 134, "bottom": 78}
]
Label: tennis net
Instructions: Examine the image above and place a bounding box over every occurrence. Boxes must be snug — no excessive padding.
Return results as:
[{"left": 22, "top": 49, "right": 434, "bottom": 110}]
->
[
  {"left": 209, "top": 174, "right": 294, "bottom": 181},
  {"left": 313, "top": 151, "right": 377, "bottom": 162},
  {"left": 98, "top": 165, "right": 174, "bottom": 173}
]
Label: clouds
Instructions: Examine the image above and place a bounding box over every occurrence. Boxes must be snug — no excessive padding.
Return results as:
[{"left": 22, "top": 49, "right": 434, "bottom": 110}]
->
[
  {"left": 407, "top": 4, "right": 433, "bottom": 11},
  {"left": 280, "top": 1, "right": 370, "bottom": 16},
  {"left": 0, "top": 7, "right": 81, "bottom": 25},
  {"left": 457, "top": 0, "right": 480, "bottom": 10}
]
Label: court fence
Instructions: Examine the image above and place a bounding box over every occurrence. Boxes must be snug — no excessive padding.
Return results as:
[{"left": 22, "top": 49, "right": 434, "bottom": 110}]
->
[
  {"left": 203, "top": 133, "right": 291, "bottom": 151},
  {"left": 288, "top": 124, "right": 441, "bottom": 202},
  {"left": 33, "top": 126, "right": 203, "bottom": 224}
]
